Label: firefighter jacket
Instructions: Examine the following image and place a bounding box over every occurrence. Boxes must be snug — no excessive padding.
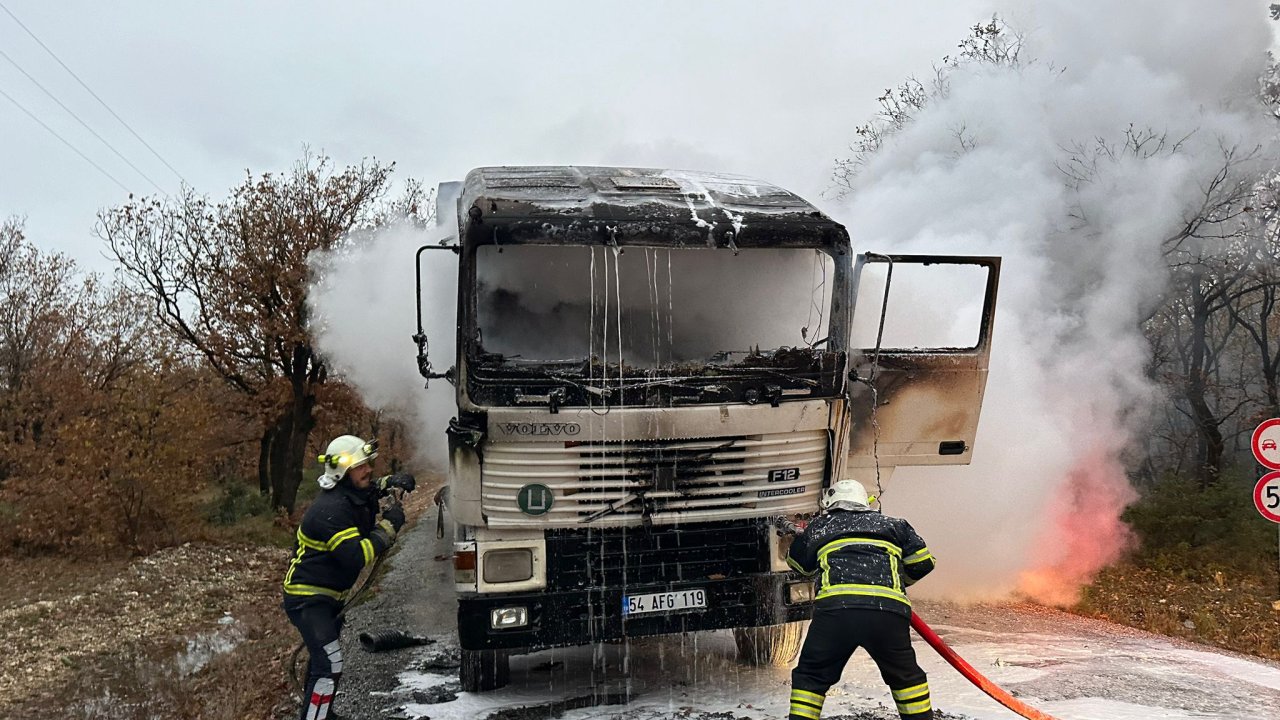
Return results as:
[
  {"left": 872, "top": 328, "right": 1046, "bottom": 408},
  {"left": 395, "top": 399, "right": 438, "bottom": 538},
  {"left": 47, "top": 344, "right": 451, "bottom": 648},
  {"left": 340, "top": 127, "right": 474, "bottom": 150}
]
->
[
  {"left": 787, "top": 507, "right": 935, "bottom": 617},
  {"left": 283, "top": 481, "right": 393, "bottom": 602}
]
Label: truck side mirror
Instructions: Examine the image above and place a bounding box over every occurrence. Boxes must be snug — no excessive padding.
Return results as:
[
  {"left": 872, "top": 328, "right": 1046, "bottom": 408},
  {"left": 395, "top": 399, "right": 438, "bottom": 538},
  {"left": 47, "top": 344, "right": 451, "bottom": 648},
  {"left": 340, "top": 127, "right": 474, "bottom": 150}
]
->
[{"left": 415, "top": 242, "right": 461, "bottom": 386}]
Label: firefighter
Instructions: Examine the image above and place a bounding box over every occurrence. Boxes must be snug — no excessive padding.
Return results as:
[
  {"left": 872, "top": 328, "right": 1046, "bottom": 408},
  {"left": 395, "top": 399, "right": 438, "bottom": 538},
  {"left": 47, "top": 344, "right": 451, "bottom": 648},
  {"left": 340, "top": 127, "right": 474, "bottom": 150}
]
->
[
  {"left": 283, "top": 435, "right": 416, "bottom": 720},
  {"left": 786, "top": 480, "right": 936, "bottom": 720}
]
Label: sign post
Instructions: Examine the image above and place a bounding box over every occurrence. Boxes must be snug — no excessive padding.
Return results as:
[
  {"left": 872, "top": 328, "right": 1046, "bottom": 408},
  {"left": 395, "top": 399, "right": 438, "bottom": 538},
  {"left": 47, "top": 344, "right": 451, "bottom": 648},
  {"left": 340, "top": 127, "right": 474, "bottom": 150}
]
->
[{"left": 1250, "top": 420, "right": 1280, "bottom": 608}]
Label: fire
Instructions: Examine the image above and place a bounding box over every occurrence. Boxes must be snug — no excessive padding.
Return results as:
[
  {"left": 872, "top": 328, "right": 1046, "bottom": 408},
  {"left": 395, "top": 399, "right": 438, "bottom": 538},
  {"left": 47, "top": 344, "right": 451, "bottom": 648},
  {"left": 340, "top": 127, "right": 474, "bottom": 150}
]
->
[{"left": 1017, "top": 449, "right": 1137, "bottom": 606}]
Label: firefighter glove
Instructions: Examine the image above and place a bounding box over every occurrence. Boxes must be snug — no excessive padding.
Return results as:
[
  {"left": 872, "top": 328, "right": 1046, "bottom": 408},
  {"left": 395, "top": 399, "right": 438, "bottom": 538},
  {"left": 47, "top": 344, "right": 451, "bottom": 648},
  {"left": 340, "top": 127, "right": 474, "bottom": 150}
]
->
[
  {"left": 381, "top": 472, "right": 417, "bottom": 494},
  {"left": 382, "top": 503, "right": 406, "bottom": 531},
  {"left": 372, "top": 518, "right": 397, "bottom": 545}
]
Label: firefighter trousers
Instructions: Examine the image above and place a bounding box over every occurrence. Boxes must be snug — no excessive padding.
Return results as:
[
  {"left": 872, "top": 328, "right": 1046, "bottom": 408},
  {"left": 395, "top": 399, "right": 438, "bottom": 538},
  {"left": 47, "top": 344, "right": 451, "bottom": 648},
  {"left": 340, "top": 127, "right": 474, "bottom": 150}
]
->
[
  {"left": 790, "top": 606, "right": 931, "bottom": 720},
  {"left": 285, "top": 597, "right": 346, "bottom": 720}
]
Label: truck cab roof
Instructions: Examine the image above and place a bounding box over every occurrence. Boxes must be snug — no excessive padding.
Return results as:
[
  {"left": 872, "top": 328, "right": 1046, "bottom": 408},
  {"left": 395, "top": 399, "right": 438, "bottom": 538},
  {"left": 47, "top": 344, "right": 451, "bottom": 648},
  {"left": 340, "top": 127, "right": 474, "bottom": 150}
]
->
[{"left": 456, "top": 165, "right": 848, "bottom": 251}]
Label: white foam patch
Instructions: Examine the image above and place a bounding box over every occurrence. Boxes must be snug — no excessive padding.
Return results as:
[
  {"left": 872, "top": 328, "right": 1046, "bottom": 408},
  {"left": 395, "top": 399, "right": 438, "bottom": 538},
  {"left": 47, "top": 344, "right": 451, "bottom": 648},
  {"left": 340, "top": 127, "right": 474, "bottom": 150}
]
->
[{"left": 393, "top": 623, "right": 1280, "bottom": 720}]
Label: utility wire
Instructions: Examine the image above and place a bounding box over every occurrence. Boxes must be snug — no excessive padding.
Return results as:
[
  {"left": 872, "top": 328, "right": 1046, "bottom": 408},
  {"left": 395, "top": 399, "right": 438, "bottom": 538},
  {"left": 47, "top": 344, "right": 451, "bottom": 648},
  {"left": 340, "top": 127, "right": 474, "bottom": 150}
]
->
[
  {"left": 0, "top": 1, "right": 188, "bottom": 185},
  {"left": 0, "top": 47, "right": 166, "bottom": 194},
  {"left": 0, "top": 85, "right": 131, "bottom": 193}
]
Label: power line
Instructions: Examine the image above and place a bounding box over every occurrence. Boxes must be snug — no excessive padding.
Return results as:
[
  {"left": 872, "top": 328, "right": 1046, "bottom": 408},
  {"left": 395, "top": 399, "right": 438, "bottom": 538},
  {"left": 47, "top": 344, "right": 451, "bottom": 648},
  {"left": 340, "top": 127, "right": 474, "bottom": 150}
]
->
[
  {"left": 0, "top": 85, "right": 131, "bottom": 193},
  {"left": 0, "top": 47, "right": 167, "bottom": 195},
  {"left": 0, "top": 1, "right": 189, "bottom": 186}
]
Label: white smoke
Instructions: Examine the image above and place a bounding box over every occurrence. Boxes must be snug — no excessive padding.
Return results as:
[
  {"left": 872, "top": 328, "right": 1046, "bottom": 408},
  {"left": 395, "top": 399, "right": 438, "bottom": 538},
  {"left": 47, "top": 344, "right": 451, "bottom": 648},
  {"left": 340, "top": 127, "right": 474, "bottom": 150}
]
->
[
  {"left": 304, "top": 0, "right": 1278, "bottom": 605},
  {"left": 838, "top": 0, "right": 1276, "bottom": 602},
  {"left": 308, "top": 213, "right": 459, "bottom": 470}
]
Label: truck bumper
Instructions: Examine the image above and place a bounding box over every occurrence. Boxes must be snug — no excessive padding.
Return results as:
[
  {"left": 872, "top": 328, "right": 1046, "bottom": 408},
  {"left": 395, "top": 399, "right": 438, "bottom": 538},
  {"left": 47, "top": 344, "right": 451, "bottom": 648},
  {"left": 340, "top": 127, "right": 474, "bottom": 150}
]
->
[{"left": 458, "top": 572, "right": 812, "bottom": 652}]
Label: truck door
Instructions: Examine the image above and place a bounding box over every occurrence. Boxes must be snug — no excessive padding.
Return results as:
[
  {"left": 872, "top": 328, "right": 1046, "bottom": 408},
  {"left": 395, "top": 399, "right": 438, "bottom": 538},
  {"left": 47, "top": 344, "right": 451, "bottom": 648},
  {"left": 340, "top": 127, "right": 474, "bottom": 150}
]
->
[{"left": 841, "top": 254, "right": 1000, "bottom": 474}]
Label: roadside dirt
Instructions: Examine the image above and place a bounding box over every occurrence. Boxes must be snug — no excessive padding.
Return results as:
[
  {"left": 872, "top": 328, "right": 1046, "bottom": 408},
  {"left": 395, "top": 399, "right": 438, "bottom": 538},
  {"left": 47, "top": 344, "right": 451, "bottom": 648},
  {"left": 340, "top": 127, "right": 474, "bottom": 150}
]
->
[
  {"left": 0, "top": 543, "right": 293, "bottom": 719},
  {"left": 0, "top": 481, "right": 438, "bottom": 720}
]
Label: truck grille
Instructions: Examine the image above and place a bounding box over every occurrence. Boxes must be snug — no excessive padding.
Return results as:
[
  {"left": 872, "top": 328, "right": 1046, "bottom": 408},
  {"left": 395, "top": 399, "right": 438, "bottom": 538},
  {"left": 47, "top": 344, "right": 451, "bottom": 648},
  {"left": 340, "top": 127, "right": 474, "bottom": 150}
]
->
[
  {"left": 481, "top": 429, "right": 827, "bottom": 527},
  {"left": 545, "top": 520, "right": 767, "bottom": 590}
]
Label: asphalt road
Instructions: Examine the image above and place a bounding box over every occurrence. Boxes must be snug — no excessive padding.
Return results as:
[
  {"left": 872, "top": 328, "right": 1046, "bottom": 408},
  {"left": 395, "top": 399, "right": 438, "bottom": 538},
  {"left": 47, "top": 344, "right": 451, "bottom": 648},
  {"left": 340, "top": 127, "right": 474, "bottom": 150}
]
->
[{"left": 326, "top": 508, "right": 1280, "bottom": 720}]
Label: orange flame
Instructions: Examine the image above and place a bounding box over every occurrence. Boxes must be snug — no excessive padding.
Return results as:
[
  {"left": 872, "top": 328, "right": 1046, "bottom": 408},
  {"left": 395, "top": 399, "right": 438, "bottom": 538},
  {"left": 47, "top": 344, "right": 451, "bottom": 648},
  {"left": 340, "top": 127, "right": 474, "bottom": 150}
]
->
[{"left": 1017, "top": 448, "right": 1137, "bottom": 606}]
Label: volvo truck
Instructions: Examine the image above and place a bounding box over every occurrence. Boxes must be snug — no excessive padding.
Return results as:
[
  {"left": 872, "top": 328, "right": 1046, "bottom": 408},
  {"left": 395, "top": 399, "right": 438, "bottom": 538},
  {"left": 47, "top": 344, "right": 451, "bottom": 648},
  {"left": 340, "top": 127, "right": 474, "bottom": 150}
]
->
[{"left": 413, "top": 166, "right": 999, "bottom": 690}]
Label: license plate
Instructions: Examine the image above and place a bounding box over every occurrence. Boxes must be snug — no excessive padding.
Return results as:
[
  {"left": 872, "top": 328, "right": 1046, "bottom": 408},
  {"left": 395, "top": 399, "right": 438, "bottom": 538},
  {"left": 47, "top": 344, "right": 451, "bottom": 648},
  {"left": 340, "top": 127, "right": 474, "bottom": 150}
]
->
[{"left": 622, "top": 588, "right": 707, "bottom": 616}]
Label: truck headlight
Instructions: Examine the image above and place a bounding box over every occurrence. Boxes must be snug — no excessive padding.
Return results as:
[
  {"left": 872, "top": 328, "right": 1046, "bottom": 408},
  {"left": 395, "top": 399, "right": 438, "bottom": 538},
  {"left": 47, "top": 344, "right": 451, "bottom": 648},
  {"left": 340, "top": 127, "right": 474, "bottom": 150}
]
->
[
  {"left": 490, "top": 606, "right": 529, "bottom": 629},
  {"left": 787, "top": 581, "right": 814, "bottom": 604},
  {"left": 483, "top": 549, "right": 533, "bottom": 583}
]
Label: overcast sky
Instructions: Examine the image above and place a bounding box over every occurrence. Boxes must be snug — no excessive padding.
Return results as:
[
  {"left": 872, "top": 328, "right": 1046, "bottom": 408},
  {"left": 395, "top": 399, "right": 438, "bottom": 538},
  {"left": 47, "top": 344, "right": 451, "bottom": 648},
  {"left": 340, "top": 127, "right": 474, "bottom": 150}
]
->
[{"left": 0, "top": 0, "right": 997, "bottom": 269}]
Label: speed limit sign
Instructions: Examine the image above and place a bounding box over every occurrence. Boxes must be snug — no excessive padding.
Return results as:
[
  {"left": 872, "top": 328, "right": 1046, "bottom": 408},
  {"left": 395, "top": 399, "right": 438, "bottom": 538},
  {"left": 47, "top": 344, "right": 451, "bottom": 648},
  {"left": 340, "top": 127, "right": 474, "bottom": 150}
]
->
[{"left": 1254, "top": 471, "right": 1280, "bottom": 524}]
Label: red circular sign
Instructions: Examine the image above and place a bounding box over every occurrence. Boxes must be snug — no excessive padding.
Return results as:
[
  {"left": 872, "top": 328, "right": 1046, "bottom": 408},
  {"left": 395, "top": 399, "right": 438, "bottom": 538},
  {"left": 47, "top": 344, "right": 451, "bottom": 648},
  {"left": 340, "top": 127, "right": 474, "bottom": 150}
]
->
[
  {"left": 1254, "top": 471, "right": 1280, "bottom": 524},
  {"left": 1251, "top": 419, "right": 1280, "bottom": 470}
]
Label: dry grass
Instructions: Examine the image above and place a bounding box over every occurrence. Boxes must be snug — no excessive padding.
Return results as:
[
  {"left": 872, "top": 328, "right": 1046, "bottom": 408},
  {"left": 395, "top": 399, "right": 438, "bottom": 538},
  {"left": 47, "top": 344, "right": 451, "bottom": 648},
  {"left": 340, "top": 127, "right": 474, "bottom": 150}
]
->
[{"left": 1077, "top": 561, "right": 1280, "bottom": 660}]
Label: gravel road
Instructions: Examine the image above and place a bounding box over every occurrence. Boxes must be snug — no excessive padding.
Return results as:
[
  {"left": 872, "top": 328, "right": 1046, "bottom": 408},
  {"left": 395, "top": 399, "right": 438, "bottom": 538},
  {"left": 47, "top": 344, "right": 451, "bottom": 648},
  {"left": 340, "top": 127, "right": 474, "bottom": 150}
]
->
[{"left": 326, "top": 503, "right": 458, "bottom": 719}]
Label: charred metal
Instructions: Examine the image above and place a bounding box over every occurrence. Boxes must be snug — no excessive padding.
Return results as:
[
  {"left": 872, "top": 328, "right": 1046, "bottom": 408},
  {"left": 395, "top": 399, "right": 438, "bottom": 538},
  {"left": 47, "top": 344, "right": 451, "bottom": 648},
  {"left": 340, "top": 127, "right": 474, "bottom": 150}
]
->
[
  {"left": 453, "top": 166, "right": 854, "bottom": 411},
  {"left": 468, "top": 347, "right": 846, "bottom": 409}
]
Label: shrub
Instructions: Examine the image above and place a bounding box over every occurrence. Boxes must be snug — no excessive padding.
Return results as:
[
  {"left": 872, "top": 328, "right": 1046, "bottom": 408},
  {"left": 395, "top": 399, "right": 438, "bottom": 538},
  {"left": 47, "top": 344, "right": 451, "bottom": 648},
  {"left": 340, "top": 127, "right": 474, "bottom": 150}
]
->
[
  {"left": 1122, "top": 472, "right": 1277, "bottom": 576},
  {"left": 205, "top": 480, "right": 273, "bottom": 527}
]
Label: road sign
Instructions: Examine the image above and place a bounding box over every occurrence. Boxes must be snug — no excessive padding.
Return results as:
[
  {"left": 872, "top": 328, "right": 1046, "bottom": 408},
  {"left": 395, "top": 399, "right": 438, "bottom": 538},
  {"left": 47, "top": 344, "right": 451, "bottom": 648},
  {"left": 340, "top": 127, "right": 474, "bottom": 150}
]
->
[
  {"left": 1254, "top": 471, "right": 1280, "bottom": 524},
  {"left": 1251, "top": 419, "right": 1280, "bottom": 470}
]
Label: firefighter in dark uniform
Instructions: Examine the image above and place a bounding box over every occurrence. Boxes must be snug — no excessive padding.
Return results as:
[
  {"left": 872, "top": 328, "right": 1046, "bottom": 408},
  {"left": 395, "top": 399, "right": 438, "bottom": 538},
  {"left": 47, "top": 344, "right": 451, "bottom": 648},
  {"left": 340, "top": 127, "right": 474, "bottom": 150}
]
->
[
  {"left": 786, "top": 479, "right": 936, "bottom": 720},
  {"left": 283, "top": 435, "right": 416, "bottom": 720}
]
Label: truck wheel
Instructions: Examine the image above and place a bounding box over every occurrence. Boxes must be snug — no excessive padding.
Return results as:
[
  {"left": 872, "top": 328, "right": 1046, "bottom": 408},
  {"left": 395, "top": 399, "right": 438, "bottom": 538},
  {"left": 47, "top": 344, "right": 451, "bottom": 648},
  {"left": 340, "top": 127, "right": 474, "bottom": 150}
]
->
[
  {"left": 733, "top": 621, "right": 807, "bottom": 667},
  {"left": 459, "top": 649, "right": 510, "bottom": 692}
]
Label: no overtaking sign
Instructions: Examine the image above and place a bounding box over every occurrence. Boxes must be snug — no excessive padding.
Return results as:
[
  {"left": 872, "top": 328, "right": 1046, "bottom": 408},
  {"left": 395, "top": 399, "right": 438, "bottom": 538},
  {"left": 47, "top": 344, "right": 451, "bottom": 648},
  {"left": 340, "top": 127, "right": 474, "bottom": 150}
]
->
[{"left": 1250, "top": 418, "right": 1280, "bottom": 471}]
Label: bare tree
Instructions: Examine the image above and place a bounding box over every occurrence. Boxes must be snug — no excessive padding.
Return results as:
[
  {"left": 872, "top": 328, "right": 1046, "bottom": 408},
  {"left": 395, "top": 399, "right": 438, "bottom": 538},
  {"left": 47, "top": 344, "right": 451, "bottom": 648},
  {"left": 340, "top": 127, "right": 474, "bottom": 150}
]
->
[
  {"left": 1224, "top": 175, "right": 1280, "bottom": 426},
  {"left": 99, "top": 154, "right": 396, "bottom": 512},
  {"left": 831, "top": 17, "right": 1027, "bottom": 195}
]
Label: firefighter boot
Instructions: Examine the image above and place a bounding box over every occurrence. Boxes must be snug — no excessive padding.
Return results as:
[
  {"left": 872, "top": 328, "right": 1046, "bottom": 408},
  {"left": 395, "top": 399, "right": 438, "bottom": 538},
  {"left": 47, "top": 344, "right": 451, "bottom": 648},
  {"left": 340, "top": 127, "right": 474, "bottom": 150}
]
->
[
  {"left": 788, "top": 688, "right": 825, "bottom": 719},
  {"left": 891, "top": 680, "right": 932, "bottom": 719}
]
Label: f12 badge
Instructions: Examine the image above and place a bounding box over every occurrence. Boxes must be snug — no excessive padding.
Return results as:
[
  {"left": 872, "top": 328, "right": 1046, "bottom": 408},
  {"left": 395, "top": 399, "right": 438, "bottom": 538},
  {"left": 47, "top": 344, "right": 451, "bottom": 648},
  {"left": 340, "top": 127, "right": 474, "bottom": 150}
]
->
[{"left": 768, "top": 468, "right": 800, "bottom": 482}]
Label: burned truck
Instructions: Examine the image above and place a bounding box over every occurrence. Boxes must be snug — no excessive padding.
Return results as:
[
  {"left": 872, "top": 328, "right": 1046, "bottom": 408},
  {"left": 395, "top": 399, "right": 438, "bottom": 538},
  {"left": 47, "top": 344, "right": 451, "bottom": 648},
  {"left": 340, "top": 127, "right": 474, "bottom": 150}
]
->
[{"left": 414, "top": 166, "right": 999, "bottom": 691}]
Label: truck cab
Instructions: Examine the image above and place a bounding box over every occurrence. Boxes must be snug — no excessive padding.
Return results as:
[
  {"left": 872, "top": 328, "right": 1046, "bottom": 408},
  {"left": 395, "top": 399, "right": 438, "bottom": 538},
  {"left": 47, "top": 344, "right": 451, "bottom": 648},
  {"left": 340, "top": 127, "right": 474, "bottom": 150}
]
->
[{"left": 416, "top": 166, "right": 999, "bottom": 690}]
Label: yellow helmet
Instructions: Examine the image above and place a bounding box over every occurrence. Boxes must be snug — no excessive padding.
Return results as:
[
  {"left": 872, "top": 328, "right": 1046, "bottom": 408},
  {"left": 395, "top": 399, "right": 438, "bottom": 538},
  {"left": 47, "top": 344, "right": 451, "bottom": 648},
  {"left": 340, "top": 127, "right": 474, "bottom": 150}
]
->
[{"left": 317, "top": 435, "right": 379, "bottom": 489}]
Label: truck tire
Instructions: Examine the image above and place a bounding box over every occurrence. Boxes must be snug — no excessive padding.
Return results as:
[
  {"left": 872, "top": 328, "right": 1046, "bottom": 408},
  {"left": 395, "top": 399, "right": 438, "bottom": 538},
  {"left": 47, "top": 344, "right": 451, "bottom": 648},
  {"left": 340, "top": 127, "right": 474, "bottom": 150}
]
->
[
  {"left": 733, "top": 621, "right": 807, "bottom": 667},
  {"left": 459, "top": 649, "right": 510, "bottom": 692}
]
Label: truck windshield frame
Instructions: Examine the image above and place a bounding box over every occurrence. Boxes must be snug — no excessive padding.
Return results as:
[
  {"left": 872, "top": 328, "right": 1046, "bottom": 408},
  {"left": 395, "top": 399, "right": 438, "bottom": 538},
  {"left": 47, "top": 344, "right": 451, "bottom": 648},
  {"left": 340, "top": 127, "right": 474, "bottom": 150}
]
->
[{"left": 458, "top": 237, "right": 852, "bottom": 410}]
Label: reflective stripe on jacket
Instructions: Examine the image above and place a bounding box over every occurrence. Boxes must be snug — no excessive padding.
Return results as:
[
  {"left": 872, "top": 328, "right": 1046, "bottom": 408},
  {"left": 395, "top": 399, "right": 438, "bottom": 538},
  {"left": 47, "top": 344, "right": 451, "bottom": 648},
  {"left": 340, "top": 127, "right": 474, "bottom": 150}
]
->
[
  {"left": 786, "top": 507, "right": 935, "bottom": 617},
  {"left": 283, "top": 481, "right": 392, "bottom": 601}
]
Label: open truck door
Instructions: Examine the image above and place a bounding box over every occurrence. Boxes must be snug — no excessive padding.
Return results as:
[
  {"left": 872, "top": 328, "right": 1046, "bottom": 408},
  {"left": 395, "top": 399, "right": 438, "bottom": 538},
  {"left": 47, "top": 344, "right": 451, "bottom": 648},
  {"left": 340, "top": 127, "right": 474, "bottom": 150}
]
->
[{"left": 840, "top": 254, "right": 1000, "bottom": 483}]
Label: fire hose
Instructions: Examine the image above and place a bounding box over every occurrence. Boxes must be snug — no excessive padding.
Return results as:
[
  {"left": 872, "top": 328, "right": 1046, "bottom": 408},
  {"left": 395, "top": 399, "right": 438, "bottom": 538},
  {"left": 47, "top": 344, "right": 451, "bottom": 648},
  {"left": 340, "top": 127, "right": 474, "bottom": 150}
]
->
[
  {"left": 909, "top": 612, "right": 1061, "bottom": 720},
  {"left": 771, "top": 518, "right": 1062, "bottom": 720}
]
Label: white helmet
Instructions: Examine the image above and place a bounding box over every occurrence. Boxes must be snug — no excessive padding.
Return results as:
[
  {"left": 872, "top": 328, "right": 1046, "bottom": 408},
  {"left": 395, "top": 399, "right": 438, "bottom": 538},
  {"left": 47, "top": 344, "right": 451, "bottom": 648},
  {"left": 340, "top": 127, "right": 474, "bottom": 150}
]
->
[
  {"left": 317, "top": 435, "right": 379, "bottom": 489},
  {"left": 821, "top": 479, "right": 872, "bottom": 510}
]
